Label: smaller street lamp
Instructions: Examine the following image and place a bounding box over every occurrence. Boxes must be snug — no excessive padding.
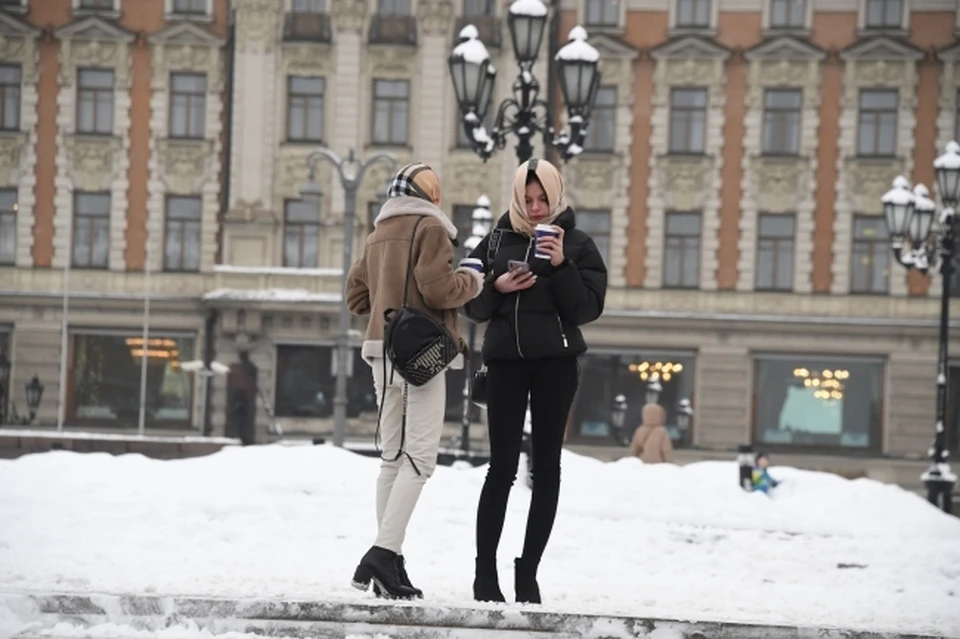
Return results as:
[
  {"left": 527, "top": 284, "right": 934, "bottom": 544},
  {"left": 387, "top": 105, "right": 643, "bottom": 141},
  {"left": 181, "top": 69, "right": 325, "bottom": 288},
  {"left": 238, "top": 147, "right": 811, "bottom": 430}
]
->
[
  {"left": 181, "top": 359, "right": 231, "bottom": 435},
  {"left": 0, "top": 354, "right": 44, "bottom": 426},
  {"left": 645, "top": 373, "right": 663, "bottom": 405}
]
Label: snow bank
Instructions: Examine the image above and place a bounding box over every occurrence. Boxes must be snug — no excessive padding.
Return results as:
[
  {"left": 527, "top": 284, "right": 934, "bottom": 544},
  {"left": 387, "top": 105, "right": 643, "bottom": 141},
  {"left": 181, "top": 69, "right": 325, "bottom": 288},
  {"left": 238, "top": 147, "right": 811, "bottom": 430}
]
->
[{"left": 1, "top": 445, "right": 958, "bottom": 635}]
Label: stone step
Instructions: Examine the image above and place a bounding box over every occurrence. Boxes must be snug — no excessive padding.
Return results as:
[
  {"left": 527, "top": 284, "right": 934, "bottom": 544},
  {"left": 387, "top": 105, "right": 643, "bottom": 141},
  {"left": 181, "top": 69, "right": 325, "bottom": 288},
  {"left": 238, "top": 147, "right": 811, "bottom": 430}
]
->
[{"left": 0, "top": 592, "right": 949, "bottom": 639}]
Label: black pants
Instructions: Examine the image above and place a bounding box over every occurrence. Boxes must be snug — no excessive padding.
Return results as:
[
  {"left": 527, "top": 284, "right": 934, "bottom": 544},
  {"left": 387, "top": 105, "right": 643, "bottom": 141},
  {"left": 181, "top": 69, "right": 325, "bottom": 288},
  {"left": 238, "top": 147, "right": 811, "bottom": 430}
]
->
[{"left": 475, "top": 356, "right": 579, "bottom": 565}]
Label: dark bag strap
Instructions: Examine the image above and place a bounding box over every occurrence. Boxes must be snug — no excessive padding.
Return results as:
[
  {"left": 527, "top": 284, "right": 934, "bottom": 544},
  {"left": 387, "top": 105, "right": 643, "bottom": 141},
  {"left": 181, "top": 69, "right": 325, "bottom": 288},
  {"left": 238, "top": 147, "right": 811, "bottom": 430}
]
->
[
  {"left": 373, "top": 215, "right": 428, "bottom": 476},
  {"left": 400, "top": 216, "right": 426, "bottom": 308}
]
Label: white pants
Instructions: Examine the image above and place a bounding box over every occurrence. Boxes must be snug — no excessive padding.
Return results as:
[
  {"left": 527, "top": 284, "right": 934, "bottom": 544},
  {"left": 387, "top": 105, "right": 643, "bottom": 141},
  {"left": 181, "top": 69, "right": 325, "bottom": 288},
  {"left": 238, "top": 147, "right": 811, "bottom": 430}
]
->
[{"left": 370, "top": 357, "right": 446, "bottom": 554}]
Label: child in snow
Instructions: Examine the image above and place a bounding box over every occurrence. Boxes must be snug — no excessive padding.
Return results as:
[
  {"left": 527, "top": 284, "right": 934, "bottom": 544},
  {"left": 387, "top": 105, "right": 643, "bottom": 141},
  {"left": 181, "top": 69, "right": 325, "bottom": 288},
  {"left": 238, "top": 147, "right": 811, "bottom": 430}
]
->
[
  {"left": 628, "top": 403, "right": 674, "bottom": 464},
  {"left": 752, "top": 452, "right": 781, "bottom": 494}
]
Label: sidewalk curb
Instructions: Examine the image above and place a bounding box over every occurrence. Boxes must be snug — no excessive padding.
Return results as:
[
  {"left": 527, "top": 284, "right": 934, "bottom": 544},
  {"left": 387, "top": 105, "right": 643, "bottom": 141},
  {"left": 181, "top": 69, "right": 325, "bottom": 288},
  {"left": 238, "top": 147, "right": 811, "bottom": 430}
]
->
[{"left": 0, "top": 592, "right": 953, "bottom": 639}]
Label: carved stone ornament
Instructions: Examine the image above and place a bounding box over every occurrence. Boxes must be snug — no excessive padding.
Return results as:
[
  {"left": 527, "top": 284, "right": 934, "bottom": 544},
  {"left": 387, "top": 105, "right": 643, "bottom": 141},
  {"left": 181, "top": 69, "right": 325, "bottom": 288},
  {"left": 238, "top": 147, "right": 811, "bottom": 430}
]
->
[
  {"left": 446, "top": 160, "right": 498, "bottom": 206},
  {"left": 659, "top": 157, "right": 711, "bottom": 210},
  {"left": 282, "top": 43, "right": 332, "bottom": 75},
  {"left": 846, "top": 159, "right": 904, "bottom": 214},
  {"left": 235, "top": 0, "right": 280, "bottom": 46},
  {"left": 66, "top": 135, "right": 122, "bottom": 187},
  {"left": 61, "top": 40, "right": 127, "bottom": 86},
  {"left": 227, "top": 198, "right": 279, "bottom": 225},
  {"left": 160, "top": 139, "right": 215, "bottom": 183},
  {"left": 758, "top": 59, "right": 810, "bottom": 85},
  {"left": 417, "top": 0, "right": 454, "bottom": 36},
  {"left": 664, "top": 58, "right": 718, "bottom": 85},
  {"left": 753, "top": 158, "right": 807, "bottom": 212},
  {"left": 367, "top": 46, "right": 417, "bottom": 76},
  {"left": 0, "top": 35, "right": 27, "bottom": 62},
  {"left": 331, "top": 0, "right": 367, "bottom": 33},
  {"left": 854, "top": 59, "right": 908, "bottom": 86},
  {"left": 0, "top": 134, "right": 24, "bottom": 182},
  {"left": 574, "top": 159, "right": 616, "bottom": 192}
]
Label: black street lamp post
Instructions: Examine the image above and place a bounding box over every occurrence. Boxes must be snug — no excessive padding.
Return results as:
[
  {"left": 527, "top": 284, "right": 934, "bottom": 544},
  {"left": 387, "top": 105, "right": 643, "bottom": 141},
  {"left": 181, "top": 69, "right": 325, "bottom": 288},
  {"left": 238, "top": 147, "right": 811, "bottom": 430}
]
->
[
  {"left": 448, "top": 0, "right": 602, "bottom": 165},
  {"left": 459, "top": 195, "right": 494, "bottom": 454},
  {"left": 880, "top": 140, "right": 960, "bottom": 513},
  {"left": 677, "top": 398, "right": 693, "bottom": 444},
  {"left": 0, "top": 354, "right": 44, "bottom": 426},
  {"left": 300, "top": 147, "right": 396, "bottom": 449},
  {"left": 611, "top": 393, "right": 628, "bottom": 445}
]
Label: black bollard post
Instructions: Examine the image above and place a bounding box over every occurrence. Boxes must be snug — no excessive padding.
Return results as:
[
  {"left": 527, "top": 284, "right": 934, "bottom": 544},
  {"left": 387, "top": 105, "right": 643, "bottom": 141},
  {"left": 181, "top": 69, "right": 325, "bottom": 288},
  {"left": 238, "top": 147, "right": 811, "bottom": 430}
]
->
[{"left": 737, "top": 444, "right": 755, "bottom": 491}]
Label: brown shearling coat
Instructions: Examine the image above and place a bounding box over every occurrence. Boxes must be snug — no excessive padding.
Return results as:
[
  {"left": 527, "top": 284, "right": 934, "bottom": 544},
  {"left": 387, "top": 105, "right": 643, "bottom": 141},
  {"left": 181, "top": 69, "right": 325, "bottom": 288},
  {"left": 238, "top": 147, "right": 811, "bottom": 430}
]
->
[
  {"left": 629, "top": 403, "right": 675, "bottom": 464},
  {"left": 345, "top": 196, "right": 482, "bottom": 362}
]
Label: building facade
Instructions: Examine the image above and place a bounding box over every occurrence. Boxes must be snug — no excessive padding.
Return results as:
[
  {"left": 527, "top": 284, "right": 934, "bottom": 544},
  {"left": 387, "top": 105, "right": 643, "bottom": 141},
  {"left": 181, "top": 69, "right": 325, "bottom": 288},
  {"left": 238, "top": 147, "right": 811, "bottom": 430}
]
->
[{"left": 1, "top": 0, "right": 959, "bottom": 463}]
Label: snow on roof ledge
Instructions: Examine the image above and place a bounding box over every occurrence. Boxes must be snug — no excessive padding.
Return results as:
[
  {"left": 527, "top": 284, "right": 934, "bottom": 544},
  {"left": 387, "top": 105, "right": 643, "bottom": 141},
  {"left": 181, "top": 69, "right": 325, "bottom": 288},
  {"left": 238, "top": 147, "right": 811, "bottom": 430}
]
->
[{"left": 203, "top": 288, "right": 342, "bottom": 303}]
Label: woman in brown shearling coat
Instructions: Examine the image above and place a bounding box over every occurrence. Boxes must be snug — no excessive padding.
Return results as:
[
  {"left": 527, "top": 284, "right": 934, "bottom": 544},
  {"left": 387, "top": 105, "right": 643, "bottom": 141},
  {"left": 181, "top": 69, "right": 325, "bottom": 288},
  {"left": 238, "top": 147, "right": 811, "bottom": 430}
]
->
[
  {"left": 629, "top": 403, "right": 675, "bottom": 464},
  {"left": 345, "top": 162, "right": 482, "bottom": 600}
]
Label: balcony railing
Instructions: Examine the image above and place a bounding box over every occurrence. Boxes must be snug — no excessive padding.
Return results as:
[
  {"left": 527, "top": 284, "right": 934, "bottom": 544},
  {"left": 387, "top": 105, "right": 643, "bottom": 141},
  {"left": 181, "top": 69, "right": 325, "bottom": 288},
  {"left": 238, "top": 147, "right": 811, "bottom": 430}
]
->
[
  {"left": 368, "top": 14, "right": 417, "bottom": 46},
  {"left": 454, "top": 15, "right": 501, "bottom": 48},
  {"left": 284, "top": 12, "right": 333, "bottom": 43}
]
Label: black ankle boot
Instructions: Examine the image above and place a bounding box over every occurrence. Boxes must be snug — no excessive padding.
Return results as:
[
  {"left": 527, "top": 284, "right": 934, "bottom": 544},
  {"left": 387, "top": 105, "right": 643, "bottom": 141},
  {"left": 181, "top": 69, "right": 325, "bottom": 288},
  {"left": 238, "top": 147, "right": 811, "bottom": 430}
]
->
[
  {"left": 514, "top": 557, "right": 541, "bottom": 604},
  {"left": 473, "top": 558, "right": 506, "bottom": 602},
  {"left": 351, "top": 546, "right": 419, "bottom": 599},
  {"left": 373, "top": 554, "right": 423, "bottom": 599}
]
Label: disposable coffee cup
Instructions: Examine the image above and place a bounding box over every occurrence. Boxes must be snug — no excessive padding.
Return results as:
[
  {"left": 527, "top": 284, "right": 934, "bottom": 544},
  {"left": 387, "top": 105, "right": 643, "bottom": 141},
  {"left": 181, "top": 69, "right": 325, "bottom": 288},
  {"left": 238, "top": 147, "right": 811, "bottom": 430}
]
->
[
  {"left": 459, "top": 257, "right": 484, "bottom": 273},
  {"left": 534, "top": 224, "right": 560, "bottom": 260}
]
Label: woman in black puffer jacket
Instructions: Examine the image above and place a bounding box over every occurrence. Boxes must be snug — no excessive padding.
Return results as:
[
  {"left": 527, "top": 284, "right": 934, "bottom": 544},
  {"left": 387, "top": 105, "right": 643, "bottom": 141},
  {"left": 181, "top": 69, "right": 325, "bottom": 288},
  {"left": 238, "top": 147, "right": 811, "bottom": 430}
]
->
[{"left": 463, "top": 158, "right": 607, "bottom": 604}]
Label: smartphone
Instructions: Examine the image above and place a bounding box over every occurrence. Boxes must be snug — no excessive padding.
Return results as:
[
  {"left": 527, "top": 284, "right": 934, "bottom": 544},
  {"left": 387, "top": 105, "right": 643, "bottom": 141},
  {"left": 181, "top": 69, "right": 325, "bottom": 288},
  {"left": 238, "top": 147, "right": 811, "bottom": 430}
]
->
[{"left": 507, "top": 260, "right": 530, "bottom": 274}]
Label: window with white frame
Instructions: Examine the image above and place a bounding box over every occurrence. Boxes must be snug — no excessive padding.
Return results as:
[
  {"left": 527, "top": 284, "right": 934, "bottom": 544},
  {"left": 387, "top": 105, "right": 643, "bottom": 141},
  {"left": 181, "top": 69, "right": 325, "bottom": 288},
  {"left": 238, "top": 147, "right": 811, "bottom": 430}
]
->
[
  {"left": 585, "top": 0, "right": 618, "bottom": 27},
  {"left": 76, "top": 68, "right": 114, "bottom": 135},
  {"left": 856, "top": 89, "right": 897, "bottom": 157},
  {"left": 755, "top": 213, "right": 795, "bottom": 291},
  {"left": 462, "top": 0, "right": 493, "bottom": 16},
  {"left": 676, "top": 0, "right": 711, "bottom": 28},
  {"left": 172, "top": 0, "right": 207, "bottom": 14},
  {"left": 583, "top": 86, "right": 616, "bottom": 152},
  {"left": 287, "top": 76, "right": 325, "bottom": 142},
  {"left": 668, "top": 87, "right": 707, "bottom": 154},
  {"left": 769, "top": 0, "right": 805, "bottom": 29},
  {"left": 0, "top": 189, "right": 15, "bottom": 265},
  {"left": 292, "top": 0, "right": 325, "bottom": 10},
  {"left": 762, "top": 88, "right": 801, "bottom": 156},
  {"left": 164, "top": 196, "right": 202, "bottom": 272},
  {"left": 169, "top": 73, "right": 207, "bottom": 139},
  {"left": 663, "top": 211, "right": 701, "bottom": 289},
  {"left": 577, "top": 209, "right": 611, "bottom": 264},
  {"left": 72, "top": 192, "right": 110, "bottom": 269},
  {"left": 864, "top": 0, "right": 902, "bottom": 29},
  {"left": 78, "top": 0, "right": 114, "bottom": 8},
  {"left": 371, "top": 79, "right": 409, "bottom": 145},
  {"left": 378, "top": 0, "right": 410, "bottom": 15},
  {"left": 283, "top": 200, "right": 320, "bottom": 268},
  {"left": 0, "top": 65, "right": 20, "bottom": 132}
]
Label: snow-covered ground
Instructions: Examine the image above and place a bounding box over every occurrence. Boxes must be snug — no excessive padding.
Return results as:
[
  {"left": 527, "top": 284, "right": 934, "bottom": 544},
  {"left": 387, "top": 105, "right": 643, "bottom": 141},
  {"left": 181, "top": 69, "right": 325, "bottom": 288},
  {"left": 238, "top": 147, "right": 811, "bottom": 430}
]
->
[{"left": 1, "top": 444, "right": 959, "bottom": 636}]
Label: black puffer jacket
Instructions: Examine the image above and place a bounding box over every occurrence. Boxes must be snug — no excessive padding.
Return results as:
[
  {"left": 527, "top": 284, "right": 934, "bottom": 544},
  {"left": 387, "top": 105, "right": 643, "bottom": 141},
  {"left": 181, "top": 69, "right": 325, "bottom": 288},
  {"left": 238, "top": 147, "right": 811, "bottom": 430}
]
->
[{"left": 463, "top": 207, "right": 608, "bottom": 363}]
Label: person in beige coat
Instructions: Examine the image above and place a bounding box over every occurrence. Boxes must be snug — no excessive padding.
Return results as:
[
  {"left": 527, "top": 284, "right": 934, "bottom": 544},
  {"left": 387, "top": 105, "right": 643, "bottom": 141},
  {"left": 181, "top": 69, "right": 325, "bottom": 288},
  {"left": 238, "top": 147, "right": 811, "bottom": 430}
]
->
[
  {"left": 345, "top": 162, "right": 482, "bottom": 600},
  {"left": 629, "top": 403, "right": 675, "bottom": 464}
]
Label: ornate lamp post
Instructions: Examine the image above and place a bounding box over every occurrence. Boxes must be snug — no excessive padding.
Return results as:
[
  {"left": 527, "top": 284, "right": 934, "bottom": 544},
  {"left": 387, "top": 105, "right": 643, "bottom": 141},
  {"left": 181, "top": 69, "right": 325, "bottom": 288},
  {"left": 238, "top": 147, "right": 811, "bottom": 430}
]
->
[
  {"left": 448, "top": 0, "right": 602, "bottom": 165},
  {"left": 677, "top": 398, "right": 693, "bottom": 439},
  {"left": 301, "top": 147, "right": 396, "bottom": 449},
  {"left": 880, "top": 140, "right": 960, "bottom": 513},
  {"left": 0, "top": 355, "right": 44, "bottom": 426},
  {"left": 459, "top": 195, "right": 494, "bottom": 454}
]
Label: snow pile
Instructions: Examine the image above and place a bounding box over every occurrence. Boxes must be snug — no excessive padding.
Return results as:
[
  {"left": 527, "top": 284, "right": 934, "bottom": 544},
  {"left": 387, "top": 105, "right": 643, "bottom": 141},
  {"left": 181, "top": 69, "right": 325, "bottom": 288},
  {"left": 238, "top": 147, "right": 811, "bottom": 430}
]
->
[
  {"left": 202, "top": 288, "right": 341, "bottom": 303},
  {"left": 1, "top": 445, "right": 959, "bottom": 635}
]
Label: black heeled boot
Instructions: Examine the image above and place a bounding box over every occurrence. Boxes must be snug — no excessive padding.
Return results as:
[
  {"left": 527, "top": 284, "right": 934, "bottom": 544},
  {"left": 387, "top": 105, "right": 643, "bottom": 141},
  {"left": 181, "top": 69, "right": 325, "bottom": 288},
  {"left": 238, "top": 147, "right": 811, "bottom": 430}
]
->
[
  {"left": 514, "top": 557, "right": 541, "bottom": 604},
  {"left": 351, "top": 546, "right": 419, "bottom": 600},
  {"left": 373, "top": 554, "right": 423, "bottom": 599},
  {"left": 473, "top": 558, "right": 506, "bottom": 602}
]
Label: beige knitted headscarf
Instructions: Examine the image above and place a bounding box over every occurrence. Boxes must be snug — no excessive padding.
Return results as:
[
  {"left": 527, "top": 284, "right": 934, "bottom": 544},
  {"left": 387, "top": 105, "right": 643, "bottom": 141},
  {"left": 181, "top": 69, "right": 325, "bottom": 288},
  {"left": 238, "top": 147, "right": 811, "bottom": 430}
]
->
[{"left": 508, "top": 158, "right": 568, "bottom": 237}]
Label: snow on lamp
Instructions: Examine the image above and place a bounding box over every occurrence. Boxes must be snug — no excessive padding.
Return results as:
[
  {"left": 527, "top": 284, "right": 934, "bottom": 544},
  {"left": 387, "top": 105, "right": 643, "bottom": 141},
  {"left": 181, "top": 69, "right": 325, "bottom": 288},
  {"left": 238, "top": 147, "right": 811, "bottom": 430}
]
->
[
  {"left": 507, "top": 0, "right": 548, "bottom": 64},
  {"left": 556, "top": 26, "right": 601, "bottom": 118},
  {"left": 449, "top": 26, "right": 494, "bottom": 115},
  {"left": 934, "top": 140, "right": 960, "bottom": 209},
  {"left": 881, "top": 175, "right": 915, "bottom": 244},
  {"left": 677, "top": 398, "right": 693, "bottom": 432}
]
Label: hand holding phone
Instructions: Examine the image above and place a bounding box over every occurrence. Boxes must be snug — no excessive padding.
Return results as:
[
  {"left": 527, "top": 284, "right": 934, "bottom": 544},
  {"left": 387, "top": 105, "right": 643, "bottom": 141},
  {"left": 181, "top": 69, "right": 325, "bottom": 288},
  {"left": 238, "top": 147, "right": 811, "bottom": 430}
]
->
[{"left": 507, "top": 260, "right": 530, "bottom": 274}]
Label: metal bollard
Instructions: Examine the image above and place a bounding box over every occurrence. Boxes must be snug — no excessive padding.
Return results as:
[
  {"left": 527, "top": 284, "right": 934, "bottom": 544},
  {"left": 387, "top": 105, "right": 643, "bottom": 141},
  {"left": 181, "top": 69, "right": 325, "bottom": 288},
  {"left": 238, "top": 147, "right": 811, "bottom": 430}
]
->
[{"left": 737, "top": 444, "right": 755, "bottom": 491}]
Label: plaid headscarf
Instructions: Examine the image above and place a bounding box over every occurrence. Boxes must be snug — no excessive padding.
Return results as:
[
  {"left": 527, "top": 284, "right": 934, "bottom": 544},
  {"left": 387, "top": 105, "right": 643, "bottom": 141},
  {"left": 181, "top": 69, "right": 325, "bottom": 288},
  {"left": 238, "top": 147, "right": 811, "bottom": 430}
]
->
[{"left": 386, "top": 163, "right": 441, "bottom": 203}]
